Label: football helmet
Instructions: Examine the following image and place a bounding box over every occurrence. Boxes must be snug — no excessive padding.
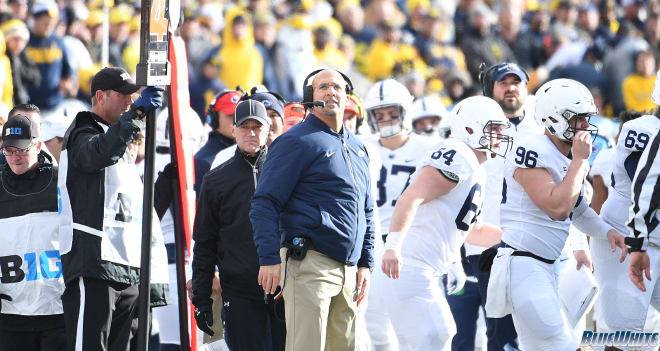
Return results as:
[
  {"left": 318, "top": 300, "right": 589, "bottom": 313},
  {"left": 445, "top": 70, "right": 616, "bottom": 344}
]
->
[
  {"left": 411, "top": 96, "right": 450, "bottom": 138},
  {"left": 534, "top": 79, "right": 598, "bottom": 142},
  {"left": 365, "top": 79, "right": 413, "bottom": 138},
  {"left": 451, "top": 96, "right": 512, "bottom": 157}
]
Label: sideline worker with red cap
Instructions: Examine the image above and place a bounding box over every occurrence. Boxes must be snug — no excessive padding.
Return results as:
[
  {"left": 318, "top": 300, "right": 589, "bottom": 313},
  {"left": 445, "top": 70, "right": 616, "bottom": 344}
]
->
[
  {"left": 57, "top": 66, "right": 164, "bottom": 351},
  {"left": 0, "top": 114, "right": 65, "bottom": 351}
]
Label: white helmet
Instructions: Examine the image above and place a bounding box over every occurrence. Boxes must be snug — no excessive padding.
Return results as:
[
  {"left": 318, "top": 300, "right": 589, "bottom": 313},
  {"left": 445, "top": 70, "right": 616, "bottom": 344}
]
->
[
  {"left": 411, "top": 96, "right": 451, "bottom": 138},
  {"left": 365, "top": 78, "right": 413, "bottom": 138},
  {"left": 450, "top": 96, "right": 512, "bottom": 157},
  {"left": 534, "top": 78, "right": 598, "bottom": 142}
]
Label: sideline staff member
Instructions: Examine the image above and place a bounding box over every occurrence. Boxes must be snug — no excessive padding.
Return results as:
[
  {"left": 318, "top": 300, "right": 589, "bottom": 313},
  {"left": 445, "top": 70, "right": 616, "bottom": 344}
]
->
[
  {"left": 193, "top": 99, "right": 285, "bottom": 350},
  {"left": 58, "top": 67, "right": 163, "bottom": 351},
  {"left": 0, "top": 115, "right": 65, "bottom": 351},
  {"left": 250, "top": 69, "right": 375, "bottom": 350}
]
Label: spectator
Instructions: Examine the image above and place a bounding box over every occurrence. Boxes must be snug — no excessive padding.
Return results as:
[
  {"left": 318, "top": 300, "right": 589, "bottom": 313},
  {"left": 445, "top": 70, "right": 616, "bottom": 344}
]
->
[
  {"left": 25, "top": 0, "right": 73, "bottom": 117},
  {"left": 2, "top": 19, "right": 38, "bottom": 106},
  {"left": 7, "top": 0, "right": 28, "bottom": 21},
  {"left": 188, "top": 60, "right": 226, "bottom": 122},
  {"left": 622, "top": 50, "right": 657, "bottom": 112},
  {"left": 181, "top": 7, "right": 214, "bottom": 79},
  {"left": 313, "top": 19, "right": 349, "bottom": 71},
  {"left": 550, "top": 0, "right": 580, "bottom": 42},
  {"left": 192, "top": 99, "right": 285, "bottom": 351},
  {"left": 57, "top": 67, "right": 163, "bottom": 351},
  {"left": 0, "top": 114, "right": 64, "bottom": 351},
  {"left": 453, "top": 0, "right": 481, "bottom": 43},
  {"left": 207, "top": 9, "right": 263, "bottom": 92},
  {"left": 253, "top": 11, "right": 282, "bottom": 94},
  {"left": 107, "top": 5, "right": 132, "bottom": 68},
  {"left": 414, "top": 9, "right": 467, "bottom": 71},
  {"left": 250, "top": 69, "right": 375, "bottom": 350},
  {"left": 644, "top": 11, "right": 660, "bottom": 64},
  {"left": 273, "top": 12, "right": 317, "bottom": 102},
  {"left": 460, "top": 4, "right": 515, "bottom": 81},
  {"left": 0, "top": 31, "right": 13, "bottom": 111},
  {"left": 514, "top": 7, "right": 551, "bottom": 70},
  {"left": 193, "top": 90, "right": 241, "bottom": 193},
  {"left": 363, "top": 18, "right": 426, "bottom": 81},
  {"left": 619, "top": 0, "right": 646, "bottom": 33}
]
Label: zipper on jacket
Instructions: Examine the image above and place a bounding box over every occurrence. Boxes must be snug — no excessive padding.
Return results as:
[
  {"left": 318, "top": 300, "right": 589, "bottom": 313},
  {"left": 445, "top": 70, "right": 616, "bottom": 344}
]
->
[
  {"left": 242, "top": 157, "right": 259, "bottom": 190},
  {"left": 341, "top": 135, "right": 360, "bottom": 262}
]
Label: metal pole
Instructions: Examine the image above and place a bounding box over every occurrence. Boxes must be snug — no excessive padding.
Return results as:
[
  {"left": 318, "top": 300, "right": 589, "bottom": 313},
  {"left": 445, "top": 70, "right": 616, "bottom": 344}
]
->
[
  {"left": 137, "top": 108, "right": 157, "bottom": 351},
  {"left": 167, "top": 86, "right": 191, "bottom": 350}
]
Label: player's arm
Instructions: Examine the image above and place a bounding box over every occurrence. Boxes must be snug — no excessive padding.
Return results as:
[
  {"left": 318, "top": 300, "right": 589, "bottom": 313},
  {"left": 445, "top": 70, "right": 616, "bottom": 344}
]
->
[
  {"left": 514, "top": 131, "right": 591, "bottom": 221},
  {"left": 590, "top": 175, "right": 608, "bottom": 214},
  {"left": 466, "top": 220, "right": 503, "bottom": 247},
  {"left": 381, "top": 165, "right": 457, "bottom": 279}
]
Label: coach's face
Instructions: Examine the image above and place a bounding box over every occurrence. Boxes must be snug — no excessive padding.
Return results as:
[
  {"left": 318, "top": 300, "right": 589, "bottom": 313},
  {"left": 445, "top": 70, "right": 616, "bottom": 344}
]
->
[
  {"left": 312, "top": 70, "right": 347, "bottom": 119},
  {"left": 493, "top": 74, "right": 527, "bottom": 116}
]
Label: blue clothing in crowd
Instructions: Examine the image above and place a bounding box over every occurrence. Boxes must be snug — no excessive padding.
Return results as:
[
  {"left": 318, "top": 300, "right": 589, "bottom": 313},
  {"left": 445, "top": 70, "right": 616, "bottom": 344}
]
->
[{"left": 25, "top": 34, "right": 72, "bottom": 110}]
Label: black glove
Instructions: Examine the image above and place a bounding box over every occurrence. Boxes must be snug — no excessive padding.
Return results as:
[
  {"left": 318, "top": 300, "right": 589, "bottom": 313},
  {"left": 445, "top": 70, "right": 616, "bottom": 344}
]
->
[
  {"left": 0, "top": 294, "right": 12, "bottom": 312},
  {"left": 194, "top": 299, "right": 215, "bottom": 336}
]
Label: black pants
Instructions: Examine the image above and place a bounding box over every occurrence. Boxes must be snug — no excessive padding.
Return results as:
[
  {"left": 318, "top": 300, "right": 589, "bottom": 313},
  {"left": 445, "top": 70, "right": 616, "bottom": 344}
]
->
[
  {"left": 222, "top": 293, "right": 286, "bottom": 351},
  {"left": 62, "top": 277, "right": 139, "bottom": 351},
  {"left": 0, "top": 326, "right": 66, "bottom": 351}
]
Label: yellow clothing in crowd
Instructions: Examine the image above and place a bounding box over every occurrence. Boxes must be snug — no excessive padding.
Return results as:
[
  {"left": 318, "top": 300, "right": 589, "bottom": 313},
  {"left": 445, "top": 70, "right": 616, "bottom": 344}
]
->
[
  {"left": 0, "top": 31, "right": 13, "bottom": 110},
  {"left": 622, "top": 74, "right": 656, "bottom": 113},
  {"left": 362, "top": 39, "right": 427, "bottom": 82},
  {"left": 217, "top": 8, "right": 263, "bottom": 90}
]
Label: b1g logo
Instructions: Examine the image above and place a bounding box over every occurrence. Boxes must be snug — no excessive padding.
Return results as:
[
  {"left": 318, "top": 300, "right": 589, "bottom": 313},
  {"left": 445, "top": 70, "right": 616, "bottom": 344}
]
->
[{"left": 0, "top": 250, "right": 62, "bottom": 283}]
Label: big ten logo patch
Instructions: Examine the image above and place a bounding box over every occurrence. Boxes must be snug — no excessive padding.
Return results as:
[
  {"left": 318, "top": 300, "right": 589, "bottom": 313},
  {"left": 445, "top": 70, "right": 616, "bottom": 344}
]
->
[
  {"left": 0, "top": 250, "right": 62, "bottom": 283},
  {"left": 6, "top": 127, "right": 21, "bottom": 136}
]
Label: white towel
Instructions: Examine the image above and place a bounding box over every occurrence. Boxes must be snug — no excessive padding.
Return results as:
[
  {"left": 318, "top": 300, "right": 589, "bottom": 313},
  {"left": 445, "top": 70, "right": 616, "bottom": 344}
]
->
[{"left": 485, "top": 247, "right": 515, "bottom": 318}]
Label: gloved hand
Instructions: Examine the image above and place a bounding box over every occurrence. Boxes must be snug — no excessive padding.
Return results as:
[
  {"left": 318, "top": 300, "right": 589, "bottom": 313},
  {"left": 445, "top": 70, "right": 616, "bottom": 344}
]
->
[
  {"left": 0, "top": 294, "right": 12, "bottom": 312},
  {"left": 133, "top": 86, "right": 165, "bottom": 113},
  {"left": 194, "top": 299, "right": 215, "bottom": 336},
  {"left": 446, "top": 261, "right": 467, "bottom": 296}
]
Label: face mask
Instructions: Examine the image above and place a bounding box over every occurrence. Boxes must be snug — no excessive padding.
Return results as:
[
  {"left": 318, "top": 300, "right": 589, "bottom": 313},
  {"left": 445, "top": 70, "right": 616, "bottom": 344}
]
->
[{"left": 380, "top": 124, "right": 403, "bottom": 138}]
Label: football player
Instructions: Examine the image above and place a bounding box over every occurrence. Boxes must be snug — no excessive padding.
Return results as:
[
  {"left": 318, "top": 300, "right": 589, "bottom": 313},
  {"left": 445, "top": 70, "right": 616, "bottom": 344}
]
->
[
  {"left": 410, "top": 96, "right": 450, "bottom": 139},
  {"left": 491, "top": 79, "right": 627, "bottom": 349},
  {"left": 381, "top": 96, "right": 512, "bottom": 350},
  {"left": 363, "top": 79, "right": 438, "bottom": 350}
]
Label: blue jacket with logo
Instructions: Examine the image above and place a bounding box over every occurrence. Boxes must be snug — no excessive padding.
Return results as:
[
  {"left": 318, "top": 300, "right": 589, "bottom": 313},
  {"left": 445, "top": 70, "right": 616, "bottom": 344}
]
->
[{"left": 250, "top": 114, "right": 375, "bottom": 268}]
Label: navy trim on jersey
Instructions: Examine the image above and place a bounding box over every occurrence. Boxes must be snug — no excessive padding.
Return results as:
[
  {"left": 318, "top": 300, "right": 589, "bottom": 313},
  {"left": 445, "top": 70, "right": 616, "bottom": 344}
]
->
[
  {"left": 624, "top": 151, "right": 643, "bottom": 181},
  {"left": 631, "top": 129, "right": 660, "bottom": 238}
]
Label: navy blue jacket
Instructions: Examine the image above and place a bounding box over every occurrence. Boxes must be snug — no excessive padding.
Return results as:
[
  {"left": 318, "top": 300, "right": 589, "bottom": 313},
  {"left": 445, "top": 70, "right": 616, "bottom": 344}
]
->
[
  {"left": 193, "top": 131, "right": 235, "bottom": 194},
  {"left": 250, "top": 114, "right": 375, "bottom": 268}
]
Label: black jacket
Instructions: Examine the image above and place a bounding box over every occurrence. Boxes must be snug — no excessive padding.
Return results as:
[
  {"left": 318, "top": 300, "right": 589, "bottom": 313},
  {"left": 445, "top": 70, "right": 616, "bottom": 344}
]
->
[
  {"left": 59, "top": 110, "right": 143, "bottom": 285},
  {"left": 192, "top": 146, "right": 267, "bottom": 305}
]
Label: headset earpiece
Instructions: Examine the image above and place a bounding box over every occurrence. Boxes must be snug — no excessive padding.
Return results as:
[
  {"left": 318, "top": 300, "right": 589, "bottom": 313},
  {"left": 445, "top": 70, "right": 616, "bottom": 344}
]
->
[
  {"left": 301, "top": 69, "right": 355, "bottom": 105},
  {"left": 206, "top": 90, "right": 235, "bottom": 129}
]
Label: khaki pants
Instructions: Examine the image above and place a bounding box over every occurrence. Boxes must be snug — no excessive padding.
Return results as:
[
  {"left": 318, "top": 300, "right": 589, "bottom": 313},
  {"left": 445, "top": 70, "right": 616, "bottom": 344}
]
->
[
  {"left": 202, "top": 295, "right": 225, "bottom": 344},
  {"left": 280, "top": 248, "right": 359, "bottom": 351}
]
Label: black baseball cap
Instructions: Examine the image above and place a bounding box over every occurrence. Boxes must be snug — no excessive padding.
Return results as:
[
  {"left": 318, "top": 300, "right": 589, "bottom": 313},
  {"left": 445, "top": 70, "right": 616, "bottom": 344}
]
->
[
  {"left": 1, "top": 114, "right": 39, "bottom": 149},
  {"left": 91, "top": 67, "right": 140, "bottom": 97},
  {"left": 234, "top": 100, "right": 270, "bottom": 127}
]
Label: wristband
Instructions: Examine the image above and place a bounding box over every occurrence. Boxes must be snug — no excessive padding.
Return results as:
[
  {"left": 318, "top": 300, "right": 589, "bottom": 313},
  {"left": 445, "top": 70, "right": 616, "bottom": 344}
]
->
[
  {"left": 384, "top": 231, "right": 405, "bottom": 251},
  {"left": 625, "top": 236, "right": 646, "bottom": 253}
]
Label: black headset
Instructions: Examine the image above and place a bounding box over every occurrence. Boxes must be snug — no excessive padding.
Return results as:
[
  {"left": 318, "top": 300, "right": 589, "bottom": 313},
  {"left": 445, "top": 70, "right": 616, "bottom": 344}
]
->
[
  {"left": 206, "top": 89, "right": 239, "bottom": 129},
  {"left": 240, "top": 86, "right": 287, "bottom": 105},
  {"left": 301, "top": 68, "right": 355, "bottom": 105},
  {"left": 478, "top": 62, "right": 529, "bottom": 98}
]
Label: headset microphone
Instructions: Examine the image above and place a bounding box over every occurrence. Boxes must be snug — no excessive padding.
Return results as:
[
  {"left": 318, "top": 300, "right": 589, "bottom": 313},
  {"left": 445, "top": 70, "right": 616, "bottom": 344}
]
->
[{"left": 303, "top": 101, "right": 326, "bottom": 108}]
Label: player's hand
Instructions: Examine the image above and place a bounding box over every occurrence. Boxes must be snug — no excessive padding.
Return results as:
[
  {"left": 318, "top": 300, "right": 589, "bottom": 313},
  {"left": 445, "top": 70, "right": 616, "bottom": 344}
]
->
[
  {"left": 193, "top": 299, "right": 215, "bottom": 336},
  {"left": 606, "top": 229, "right": 628, "bottom": 263},
  {"left": 573, "top": 249, "right": 593, "bottom": 271},
  {"left": 572, "top": 130, "right": 592, "bottom": 160},
  {"left": 134, "top": 86, "right": 165, "bottom": 113},
  {"left": 186, "top": 279, "right": 193, "bottom": 297},
  {"left": 258, "top": 264, "right": 281, "bottom": 294},
  {"left": 212, "top": 272, "right": 222, "bottom": 296},
  {"left": 382, "top": 249, "right": 402, "bottom": 279},
  {"left": 629, "top": 251, "right": 651, "bottom": 292},
  {"left": 355, "top": 267, "right": 371, "bottom": 307},
  {"left": 447, "top": 261, "right": 467, "bottom": 295}
]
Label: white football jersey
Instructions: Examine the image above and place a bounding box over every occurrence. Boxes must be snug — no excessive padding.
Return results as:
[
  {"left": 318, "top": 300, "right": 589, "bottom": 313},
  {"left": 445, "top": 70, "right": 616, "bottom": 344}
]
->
[
  {"left": 589, "top": 147, "right": 616, "bottom": 188},
  {"left": 400, "top": 138, "right": 487, "bottom": 274},
  {"left": 369, "top": 133, "right": 436, "bottom": 233},
  {"left": 501, "top": 134, "right": 589, "bottom": 260},
  {"left": 465, "top": 112, "right": 545, "bottom": 256},
  {"left": 601, "top": 115, "right": 660, "bottom": 234}
]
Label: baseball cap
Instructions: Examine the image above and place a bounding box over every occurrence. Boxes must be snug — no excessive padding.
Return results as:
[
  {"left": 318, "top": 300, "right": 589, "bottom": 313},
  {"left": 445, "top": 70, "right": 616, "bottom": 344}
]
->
[
  {"left": 1, "top": 114, "right": 39, "bottom": 149},
  {"left": 345, "top": 95, "right": 361, "bottom": 116},
  {"left": 32, "top": 0, "right": 59, "bottom": 17},
  {"left": 212, "top": 91, "right": 242, "bottom": 116},
  {"left": 91, "top": 67, "right": 140, "bottom": 97},
  {"left": 491, "top": 63, "right": 529, "bottom": 84},
  {"left": 250, "top": 93, "right": 284, "bottom": 119},
  {"left": 41, "top": 114, "right": 72, "bottom": 142},
  {"left": 1, "top": 19, "right": 29, "bottom": 42},
  {"left": 284, "top": 102, "right": 306, "bottom": 119},
  {"left": 234, "top": 100, "right": 270, "bottom": 127}
]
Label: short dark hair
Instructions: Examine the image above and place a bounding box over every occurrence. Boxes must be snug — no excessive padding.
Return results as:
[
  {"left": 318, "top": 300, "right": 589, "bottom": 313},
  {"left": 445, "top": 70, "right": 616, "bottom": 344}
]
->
[
  {"left": 619, "top": 110, "right": 644, "bottom": 124},
  {"left": 9, "top": 104, "right": 40, "bottom": 118}
]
